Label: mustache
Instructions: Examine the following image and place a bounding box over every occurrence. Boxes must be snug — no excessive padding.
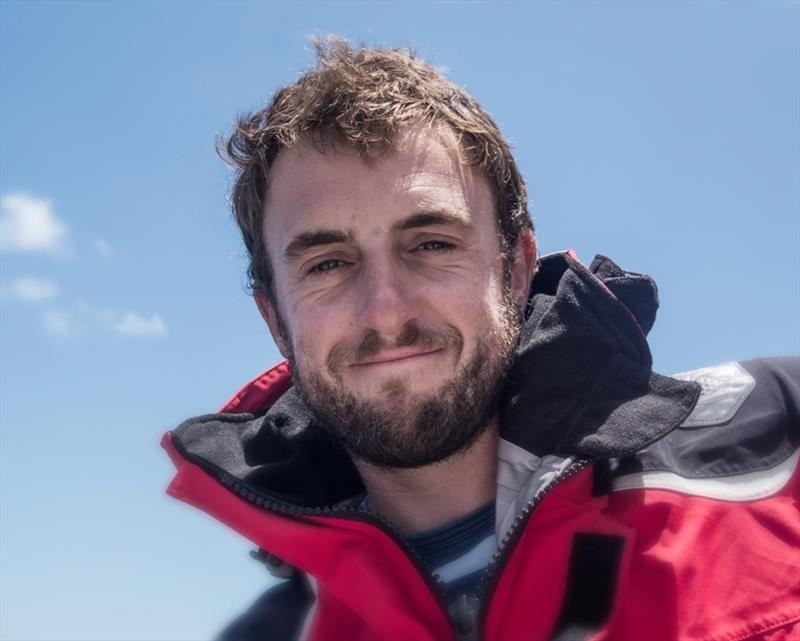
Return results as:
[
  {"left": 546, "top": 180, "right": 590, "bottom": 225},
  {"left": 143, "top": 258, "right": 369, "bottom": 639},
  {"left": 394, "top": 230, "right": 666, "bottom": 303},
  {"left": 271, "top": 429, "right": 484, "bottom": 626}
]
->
[{"left": 327, "top": 322, "right": 463, "bottom": 374}]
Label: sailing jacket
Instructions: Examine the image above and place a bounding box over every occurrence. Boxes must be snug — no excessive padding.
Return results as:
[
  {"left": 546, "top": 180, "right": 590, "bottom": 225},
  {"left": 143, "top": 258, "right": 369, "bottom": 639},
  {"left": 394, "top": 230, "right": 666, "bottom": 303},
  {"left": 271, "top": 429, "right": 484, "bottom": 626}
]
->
[{"left": 163, "top": 252, "right": 800, "bottom": 641}]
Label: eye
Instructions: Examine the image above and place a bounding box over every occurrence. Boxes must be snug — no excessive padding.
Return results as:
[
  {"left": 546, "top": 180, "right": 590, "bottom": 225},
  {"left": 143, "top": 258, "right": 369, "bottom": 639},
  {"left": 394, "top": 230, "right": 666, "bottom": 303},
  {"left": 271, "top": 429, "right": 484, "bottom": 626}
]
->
[
  {"left": 309, "top": 258, "right": 346, "bottom": 275},
  {"left": 414, "top": 240, "right": 455, "bottom": 253}
]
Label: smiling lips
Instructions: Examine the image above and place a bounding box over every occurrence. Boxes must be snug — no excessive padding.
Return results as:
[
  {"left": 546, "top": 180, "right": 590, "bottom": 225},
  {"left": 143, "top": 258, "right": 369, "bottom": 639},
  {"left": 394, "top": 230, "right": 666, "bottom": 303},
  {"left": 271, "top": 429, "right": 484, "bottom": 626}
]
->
[{"left": 352, "top": 348, "right": 444, "bottom": 367}]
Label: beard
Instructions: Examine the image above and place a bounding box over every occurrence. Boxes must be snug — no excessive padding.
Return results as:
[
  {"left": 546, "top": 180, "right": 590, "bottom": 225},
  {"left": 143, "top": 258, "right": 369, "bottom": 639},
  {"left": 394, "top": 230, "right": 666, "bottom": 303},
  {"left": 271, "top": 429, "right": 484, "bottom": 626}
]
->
[{"left": 286, "top": 286, "right": 522, "bottom": 469}]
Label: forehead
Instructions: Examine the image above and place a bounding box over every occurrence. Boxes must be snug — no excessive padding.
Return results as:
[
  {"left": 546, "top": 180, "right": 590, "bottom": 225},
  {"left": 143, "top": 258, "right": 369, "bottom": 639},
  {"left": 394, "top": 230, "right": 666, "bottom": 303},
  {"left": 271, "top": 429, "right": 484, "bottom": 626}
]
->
[{"left": 261, "top": 127, "right": 495, "bottom": 243}]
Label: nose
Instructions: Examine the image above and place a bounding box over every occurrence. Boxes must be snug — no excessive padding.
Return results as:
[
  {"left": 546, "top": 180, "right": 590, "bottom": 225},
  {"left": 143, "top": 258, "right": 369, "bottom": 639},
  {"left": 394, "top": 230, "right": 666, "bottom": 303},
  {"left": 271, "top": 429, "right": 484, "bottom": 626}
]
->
[{"left": 356, "top": 254, "right": 418, "bottom": 339}]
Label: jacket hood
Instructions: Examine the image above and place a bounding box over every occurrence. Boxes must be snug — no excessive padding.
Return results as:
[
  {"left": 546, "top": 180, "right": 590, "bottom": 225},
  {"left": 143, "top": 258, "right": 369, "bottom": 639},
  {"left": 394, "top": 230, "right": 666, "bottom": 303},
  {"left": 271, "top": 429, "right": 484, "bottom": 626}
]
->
[{"left": 169, "top": 252, "right": 700, "bottom": 509}]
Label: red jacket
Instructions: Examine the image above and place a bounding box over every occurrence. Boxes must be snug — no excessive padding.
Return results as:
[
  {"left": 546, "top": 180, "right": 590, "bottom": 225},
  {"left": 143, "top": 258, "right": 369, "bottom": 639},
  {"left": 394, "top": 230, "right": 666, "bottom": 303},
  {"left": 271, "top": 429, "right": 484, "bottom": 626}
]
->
[{"left": 164, "top": 253, "right": 800, "bottom": 641}]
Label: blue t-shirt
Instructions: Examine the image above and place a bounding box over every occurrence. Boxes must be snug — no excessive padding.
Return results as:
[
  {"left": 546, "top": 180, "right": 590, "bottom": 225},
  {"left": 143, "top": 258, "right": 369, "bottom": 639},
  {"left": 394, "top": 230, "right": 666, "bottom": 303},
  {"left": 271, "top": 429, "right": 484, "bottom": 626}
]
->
[{"left": 404, "top": 500, "right": 496, "bottom": 603}]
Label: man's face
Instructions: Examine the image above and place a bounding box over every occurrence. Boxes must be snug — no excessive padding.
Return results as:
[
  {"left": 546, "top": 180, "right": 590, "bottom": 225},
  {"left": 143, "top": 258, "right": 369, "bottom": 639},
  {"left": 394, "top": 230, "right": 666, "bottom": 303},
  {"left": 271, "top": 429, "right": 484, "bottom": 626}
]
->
[{"left": 258, "top": 127, "right": 535, "bottom": 468}]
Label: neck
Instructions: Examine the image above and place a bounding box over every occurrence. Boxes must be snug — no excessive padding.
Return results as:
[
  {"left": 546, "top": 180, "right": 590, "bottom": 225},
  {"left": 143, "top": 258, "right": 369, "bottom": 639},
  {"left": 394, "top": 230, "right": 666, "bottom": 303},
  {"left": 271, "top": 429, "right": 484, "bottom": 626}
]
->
[{"left": 354, "top": 419, "right": 499, "bottom": 535}]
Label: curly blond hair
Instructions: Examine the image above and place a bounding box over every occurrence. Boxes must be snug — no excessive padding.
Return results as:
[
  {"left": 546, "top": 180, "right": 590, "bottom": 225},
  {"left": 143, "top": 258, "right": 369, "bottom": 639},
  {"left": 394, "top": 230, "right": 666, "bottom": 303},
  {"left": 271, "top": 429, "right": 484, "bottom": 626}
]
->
[{"left": 221, "top": 37, "right": 531, "bottom": 300}]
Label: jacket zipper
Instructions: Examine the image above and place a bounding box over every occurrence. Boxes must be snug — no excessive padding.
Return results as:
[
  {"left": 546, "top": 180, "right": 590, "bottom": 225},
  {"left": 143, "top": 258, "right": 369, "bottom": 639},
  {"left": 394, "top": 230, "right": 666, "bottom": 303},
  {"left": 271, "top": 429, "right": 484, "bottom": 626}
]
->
[
  {"left": 213, "top": 470, "right": 458, "bottom": 638},
  {"left": 182, "top": 440, "right": 586, "bottom": 641},
  {"left": 473, "top": 459, "right": 589, "bottom": 641}
]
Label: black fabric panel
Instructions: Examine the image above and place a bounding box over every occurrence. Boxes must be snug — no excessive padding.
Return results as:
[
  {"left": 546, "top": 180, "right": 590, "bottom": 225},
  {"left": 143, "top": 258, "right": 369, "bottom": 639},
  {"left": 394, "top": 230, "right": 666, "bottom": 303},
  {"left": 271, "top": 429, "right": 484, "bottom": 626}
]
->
[
  {"left": 592, "top": 460, "right": 614, "bottom": 497},
  {"left": 501, "top": 253, "right": 699, "bottom": 459},
  {"left": 173, "top": 387, "right": 363, "bottom": 507},
  {"left": 550, "top": 533, "right": 625, "bottom": 641},
  {"left": 568, "top": 357, "right": 700, "bottom": 458},
  {"left": 615, "top": 357, "right": 800, "bottom": 479},
  {"left": 588, "top": 255, "right": 659, "bottom": 336},
  {"left": 216, "top": 574, "right": 312, "bottom": 641}
]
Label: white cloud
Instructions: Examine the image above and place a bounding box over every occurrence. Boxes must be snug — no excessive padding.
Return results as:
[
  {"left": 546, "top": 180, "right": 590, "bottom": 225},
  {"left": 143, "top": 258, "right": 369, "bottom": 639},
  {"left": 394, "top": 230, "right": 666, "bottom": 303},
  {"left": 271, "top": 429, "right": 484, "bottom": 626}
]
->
[
  {"left": 0, "top": 193, "right": 69, "bottom": 255},
  {"left": 94, "top": 238, "right": 112, "bottom": 257},
  {"left": 42, "top": 309, "right": 75, "bottom": 338},
  {"left": 111, "top": 312, "right": 167, "bottom": 337},
  {"left": 11, "top": 276, "right": 59, "bottom": 302},
  {"left": 33, "top": 300, "right": 168, "bottom": 340}
]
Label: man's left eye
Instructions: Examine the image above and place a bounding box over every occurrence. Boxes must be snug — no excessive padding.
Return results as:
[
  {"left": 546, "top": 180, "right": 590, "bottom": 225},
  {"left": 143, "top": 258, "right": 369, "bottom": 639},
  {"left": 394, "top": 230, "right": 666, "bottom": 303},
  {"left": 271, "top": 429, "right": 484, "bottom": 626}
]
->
[
  {"left": 415, "top": 240, "right": 454, "bottom": 252},
  {"left": 309, "top": 258, "right": 346, "bottom": 274}
]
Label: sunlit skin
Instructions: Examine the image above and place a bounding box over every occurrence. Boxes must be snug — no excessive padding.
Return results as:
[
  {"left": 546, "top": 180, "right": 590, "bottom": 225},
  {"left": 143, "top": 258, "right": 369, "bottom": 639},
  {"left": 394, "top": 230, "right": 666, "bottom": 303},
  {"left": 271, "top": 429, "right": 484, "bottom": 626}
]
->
[{"left": 255, "top": 126, "right": 537, "bottom": 532}]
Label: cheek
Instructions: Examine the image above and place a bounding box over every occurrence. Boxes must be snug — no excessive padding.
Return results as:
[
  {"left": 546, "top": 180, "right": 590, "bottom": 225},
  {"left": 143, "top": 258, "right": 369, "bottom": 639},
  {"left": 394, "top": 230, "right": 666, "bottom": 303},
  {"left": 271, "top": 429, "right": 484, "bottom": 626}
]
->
[
  {"left": 289, "top": 304, "right": 353, "bottom": 369},
  {"left": 435, "top": 262, "right": 505, "bottom": 319},
  {"left": 455, "top": 273, "right": 512, "bottom": 346},
  {"left": 291, "top": 318, "right": 325, "bottom": 362}
]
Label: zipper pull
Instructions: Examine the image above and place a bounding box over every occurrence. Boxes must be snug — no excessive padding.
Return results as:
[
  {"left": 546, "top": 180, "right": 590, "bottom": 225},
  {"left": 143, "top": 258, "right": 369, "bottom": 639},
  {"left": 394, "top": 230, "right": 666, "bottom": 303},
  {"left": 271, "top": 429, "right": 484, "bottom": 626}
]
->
[{"left": 448, "top": 594, "right": 480, "bottom": 641}]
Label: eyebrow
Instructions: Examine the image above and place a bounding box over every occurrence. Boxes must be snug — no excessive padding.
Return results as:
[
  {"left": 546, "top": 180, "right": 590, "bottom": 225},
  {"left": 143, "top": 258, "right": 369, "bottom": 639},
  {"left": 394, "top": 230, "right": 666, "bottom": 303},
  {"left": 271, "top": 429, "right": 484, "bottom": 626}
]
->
[
  {"left": 284, "top": 229, "right": 352, "bottom": 259},
  {"left": 392, "top": 209, "right": 472, "bottom": 232}
]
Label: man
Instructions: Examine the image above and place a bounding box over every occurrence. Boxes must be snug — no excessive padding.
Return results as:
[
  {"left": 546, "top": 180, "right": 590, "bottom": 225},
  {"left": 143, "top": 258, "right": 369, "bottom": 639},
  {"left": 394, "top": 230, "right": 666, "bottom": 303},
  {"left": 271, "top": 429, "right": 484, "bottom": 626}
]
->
[{"left": 163, "top": 40, "right": 800, "bottom": 641}]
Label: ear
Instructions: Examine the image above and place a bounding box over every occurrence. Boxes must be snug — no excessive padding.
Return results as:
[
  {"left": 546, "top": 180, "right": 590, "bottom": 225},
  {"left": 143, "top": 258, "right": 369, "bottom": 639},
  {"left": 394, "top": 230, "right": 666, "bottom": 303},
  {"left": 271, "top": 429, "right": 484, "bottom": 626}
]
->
[
  {"left": 509, "top": 228, "right": 538, "bottom": 307},
  {"left": 254, "top": 292, "right": 291, "bottom": 359}
]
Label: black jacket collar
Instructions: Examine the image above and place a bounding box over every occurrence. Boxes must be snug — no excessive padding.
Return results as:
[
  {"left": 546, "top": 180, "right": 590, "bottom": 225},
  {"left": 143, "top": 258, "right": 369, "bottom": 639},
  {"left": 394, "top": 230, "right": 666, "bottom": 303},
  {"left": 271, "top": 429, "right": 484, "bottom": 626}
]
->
[{"left": 500, "top": 252, "right": 699, "bottom": 459}]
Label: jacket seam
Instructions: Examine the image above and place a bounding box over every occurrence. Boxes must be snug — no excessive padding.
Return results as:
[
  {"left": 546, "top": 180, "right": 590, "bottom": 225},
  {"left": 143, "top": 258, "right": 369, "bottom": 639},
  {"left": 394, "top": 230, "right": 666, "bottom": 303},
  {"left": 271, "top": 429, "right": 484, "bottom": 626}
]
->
[{"left": 706, "top": 610, "right": 800, "bottom": 641}]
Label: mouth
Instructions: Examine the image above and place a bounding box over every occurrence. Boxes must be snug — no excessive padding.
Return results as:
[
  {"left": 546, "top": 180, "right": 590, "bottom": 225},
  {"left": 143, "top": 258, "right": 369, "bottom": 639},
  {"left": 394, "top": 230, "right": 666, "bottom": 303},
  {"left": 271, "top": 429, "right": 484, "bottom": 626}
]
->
[{"left": 351, "top": 347, "right": 444, "bottom": 367}]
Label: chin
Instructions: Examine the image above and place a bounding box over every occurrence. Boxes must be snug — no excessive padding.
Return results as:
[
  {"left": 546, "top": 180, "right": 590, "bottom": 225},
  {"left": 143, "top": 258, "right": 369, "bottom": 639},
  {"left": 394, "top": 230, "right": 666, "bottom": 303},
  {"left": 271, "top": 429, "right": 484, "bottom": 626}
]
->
[{"left": 357, "top": 373, "right": 452, "bottom": 401}]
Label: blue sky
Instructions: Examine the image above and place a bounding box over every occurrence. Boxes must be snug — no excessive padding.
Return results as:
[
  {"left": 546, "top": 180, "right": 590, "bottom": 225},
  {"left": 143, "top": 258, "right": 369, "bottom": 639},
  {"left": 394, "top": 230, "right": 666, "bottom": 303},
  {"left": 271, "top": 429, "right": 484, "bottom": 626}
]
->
[{"left": 1, "top": 1, "right": 797, "bottom": 639}]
